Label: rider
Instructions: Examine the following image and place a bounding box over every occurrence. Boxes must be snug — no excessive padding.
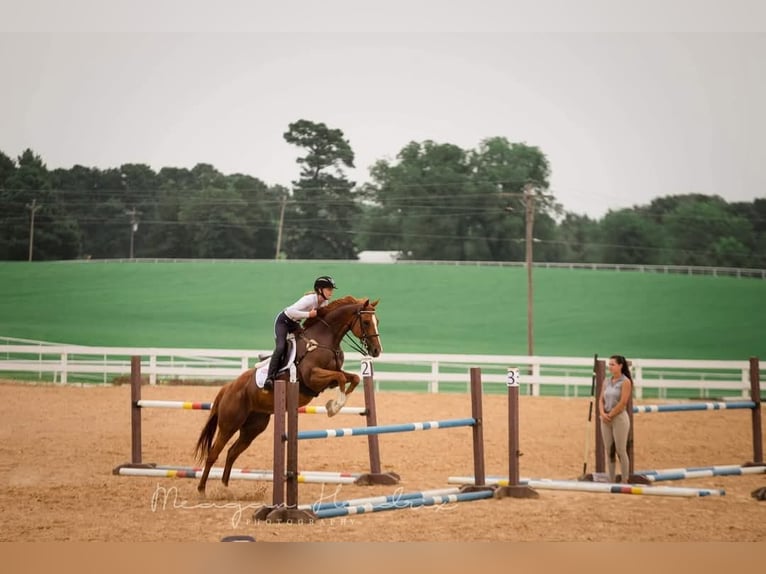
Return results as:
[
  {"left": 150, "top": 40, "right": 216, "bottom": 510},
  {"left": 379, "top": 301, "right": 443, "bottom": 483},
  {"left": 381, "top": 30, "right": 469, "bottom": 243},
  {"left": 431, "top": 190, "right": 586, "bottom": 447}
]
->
[{"left": 263, "top": 275, "right": 337, "bottom": 390}]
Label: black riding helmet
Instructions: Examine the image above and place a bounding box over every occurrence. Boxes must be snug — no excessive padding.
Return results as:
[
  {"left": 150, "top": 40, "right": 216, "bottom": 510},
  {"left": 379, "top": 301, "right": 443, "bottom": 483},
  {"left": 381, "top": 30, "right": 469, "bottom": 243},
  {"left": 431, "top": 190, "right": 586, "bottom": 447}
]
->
[{"left": 314, "top": 275, "right": 337, "bottom": 292}]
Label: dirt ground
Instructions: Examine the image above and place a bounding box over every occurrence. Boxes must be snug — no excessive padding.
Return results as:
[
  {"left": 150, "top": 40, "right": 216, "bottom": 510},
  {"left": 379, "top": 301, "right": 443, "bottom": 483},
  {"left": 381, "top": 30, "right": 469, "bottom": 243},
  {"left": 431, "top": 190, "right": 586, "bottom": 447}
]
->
[{"left": 1, "top": 380, "right": 764, "bottom": 542}]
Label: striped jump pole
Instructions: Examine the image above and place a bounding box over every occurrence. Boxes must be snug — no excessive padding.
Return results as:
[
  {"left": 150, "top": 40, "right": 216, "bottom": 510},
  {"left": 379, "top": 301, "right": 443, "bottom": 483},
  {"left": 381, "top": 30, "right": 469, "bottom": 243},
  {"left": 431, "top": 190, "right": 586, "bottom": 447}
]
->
[
  {"left": 297, "top": 405, "right": 367, "bottom": 415},
  {"left": 136, "top": 400, "right": 367, "bottom": 415},
  {"left": 137, "top": 400, "right": 213, "bottom": 410},
  {"left": 447, "top": 476, "right": 725, "bottom": 497},
  {"left": 297, "top": 487, "right": 462, "bottom": 513},
  {"left": 635, "top": 464, "right": 766, "bottom": 482},
  {"left": 117, "top": 466, "right": 362, "bottom": 484},
  {"left": 633, "top": 401, "right": 756, "bottom": 414},
  {"left": 295, "top": 418, "right": 477, "bottom": 440},
  {"left": 154, "top": 464, "right": 361, "bottom": 479},
  {"left": 310, "top": 489, "right": 496, "bottom": 519}
]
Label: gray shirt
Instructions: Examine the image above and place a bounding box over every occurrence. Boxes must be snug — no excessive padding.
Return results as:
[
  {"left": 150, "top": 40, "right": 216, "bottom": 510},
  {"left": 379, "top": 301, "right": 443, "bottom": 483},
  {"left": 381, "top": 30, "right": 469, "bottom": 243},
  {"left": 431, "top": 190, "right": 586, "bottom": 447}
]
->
[{"left": 603, "top": 375, "right": 627, "bottom": 413}]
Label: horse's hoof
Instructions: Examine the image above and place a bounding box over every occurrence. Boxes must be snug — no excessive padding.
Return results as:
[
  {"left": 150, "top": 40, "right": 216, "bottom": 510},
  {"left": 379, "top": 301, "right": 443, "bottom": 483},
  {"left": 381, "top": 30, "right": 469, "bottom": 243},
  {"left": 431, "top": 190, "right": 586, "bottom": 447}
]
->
[{"left": 325, "top": 399, "right": 340, "bottom": 417}]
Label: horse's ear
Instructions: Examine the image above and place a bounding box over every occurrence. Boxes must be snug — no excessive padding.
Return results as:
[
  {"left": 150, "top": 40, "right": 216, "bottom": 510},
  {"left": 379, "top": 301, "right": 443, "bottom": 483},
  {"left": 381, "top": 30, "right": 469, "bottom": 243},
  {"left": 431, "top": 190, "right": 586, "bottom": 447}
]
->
[{"left": 371, "top": 299, "right": 380, "bottom": 307}]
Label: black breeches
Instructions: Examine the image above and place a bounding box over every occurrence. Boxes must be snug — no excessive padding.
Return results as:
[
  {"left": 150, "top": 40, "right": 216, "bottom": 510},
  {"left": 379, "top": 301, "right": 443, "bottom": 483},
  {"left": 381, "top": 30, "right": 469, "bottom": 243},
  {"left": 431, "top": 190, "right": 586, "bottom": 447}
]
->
[{"left": 266, "top": 312, "right": 299, "bottom": 377}]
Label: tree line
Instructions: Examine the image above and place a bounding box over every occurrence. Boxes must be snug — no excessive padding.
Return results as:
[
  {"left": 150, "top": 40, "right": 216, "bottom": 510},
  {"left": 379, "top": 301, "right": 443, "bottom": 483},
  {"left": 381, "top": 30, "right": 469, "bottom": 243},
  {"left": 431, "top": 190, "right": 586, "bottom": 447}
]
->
[{"left": 1, "top": 119, "right": 764, "bottom": 268}]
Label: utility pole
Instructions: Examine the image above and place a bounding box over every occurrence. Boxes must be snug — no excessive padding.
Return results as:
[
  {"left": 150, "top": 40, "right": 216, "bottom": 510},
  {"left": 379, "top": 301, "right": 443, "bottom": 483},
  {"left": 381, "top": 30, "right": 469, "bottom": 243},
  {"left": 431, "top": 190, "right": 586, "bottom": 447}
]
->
[
  {"left": 275, "top": 195, "right": 287, "bottom": 260},
  {"left": 26, "top": 199, "right": 41, "bottom": 262},
  {"left": 125, "top": 207, "right": 140, "bottom": 259},
  {"left": 500, "top": 183, "right": 545, "bottom": 358},
  {"left": 524, "top": 183, "right": 536, "bottom": 357}
]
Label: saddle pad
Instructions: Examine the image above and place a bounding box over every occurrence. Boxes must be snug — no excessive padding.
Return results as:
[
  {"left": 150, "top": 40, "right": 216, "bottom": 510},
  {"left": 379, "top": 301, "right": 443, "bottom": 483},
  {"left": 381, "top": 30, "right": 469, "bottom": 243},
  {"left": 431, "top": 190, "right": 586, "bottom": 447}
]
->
[{"left": 253, "top": 336, "right": 298, "bottom": 388}]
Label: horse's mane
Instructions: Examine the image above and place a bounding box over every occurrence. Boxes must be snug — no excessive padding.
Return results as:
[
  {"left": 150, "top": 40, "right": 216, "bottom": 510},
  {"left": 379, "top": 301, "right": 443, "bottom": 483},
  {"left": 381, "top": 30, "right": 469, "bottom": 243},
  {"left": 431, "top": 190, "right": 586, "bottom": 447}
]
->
[{"left": 302, "top": 295, "right": 364, "bottom": 328}]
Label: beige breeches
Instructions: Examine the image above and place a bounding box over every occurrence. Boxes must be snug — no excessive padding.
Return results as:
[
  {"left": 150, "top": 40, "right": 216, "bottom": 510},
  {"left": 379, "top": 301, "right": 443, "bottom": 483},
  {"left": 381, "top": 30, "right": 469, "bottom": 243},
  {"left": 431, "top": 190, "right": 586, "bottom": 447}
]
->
[{"left": 600, "top": 410, "right": 631, "bottom": 483}]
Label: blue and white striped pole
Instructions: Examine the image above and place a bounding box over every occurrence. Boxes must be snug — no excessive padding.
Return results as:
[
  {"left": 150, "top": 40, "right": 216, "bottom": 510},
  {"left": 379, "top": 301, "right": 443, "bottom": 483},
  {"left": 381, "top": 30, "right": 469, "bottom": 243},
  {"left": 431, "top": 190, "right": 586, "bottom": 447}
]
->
[
  {"left": 636, "top": 464, "right": 766, "bottom": 482},
  {"left": 296, "top": 418, "right": 476, "bottom": 440},
  {"left": 312, "top": 489, "right": 495, "bottom": 519},
  {"left": 298, "top": 487, "right": 462, "bottom": 513},
  {"left": 633, "top": 401, "right": 755, "bottom": 414}
]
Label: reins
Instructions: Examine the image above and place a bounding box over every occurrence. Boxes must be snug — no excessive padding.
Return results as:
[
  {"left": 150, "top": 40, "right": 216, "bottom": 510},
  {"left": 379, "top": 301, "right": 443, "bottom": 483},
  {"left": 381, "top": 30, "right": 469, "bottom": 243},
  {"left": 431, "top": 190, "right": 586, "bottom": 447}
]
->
[{"left": 299, "top": 307, "right": 379, "bottom": 359}]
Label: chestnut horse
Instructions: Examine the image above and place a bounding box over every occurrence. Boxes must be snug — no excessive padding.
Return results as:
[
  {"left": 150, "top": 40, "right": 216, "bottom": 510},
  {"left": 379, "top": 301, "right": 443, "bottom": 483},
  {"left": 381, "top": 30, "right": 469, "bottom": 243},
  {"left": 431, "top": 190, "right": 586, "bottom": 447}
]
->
[{"left": 194, "top": 296, "right": 382, "bottom": 494}]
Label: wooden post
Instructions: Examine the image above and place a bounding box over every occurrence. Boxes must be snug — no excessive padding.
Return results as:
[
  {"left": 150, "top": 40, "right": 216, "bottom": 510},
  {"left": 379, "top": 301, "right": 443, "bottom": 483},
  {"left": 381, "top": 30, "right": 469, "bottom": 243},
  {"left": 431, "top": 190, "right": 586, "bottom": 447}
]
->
[
  {"left": 130, "top": 356, "right": 142, "bottom": 464},
  {"left": 364, "top": 372, "right": 382, "bottom": 475},
  {"left": 627, "top": 392, "right": 636, "bottom": 478},
  {"left": 594, "top": 359, "right": 605, "bottom": 474},
  {"left": 112, "top": 356, "right": 155, "bottom": 473},
  {"left": 508, "top": 380, "right": 520, "bottom": 483},
  {"left": 255, "top": 364, "right": 316, "bottom": 523},
  {"left": 270, "top": 379, "right": 286, "bottom": 509},
  {"left": 748, "top": 357, "right": 763, "bottom": 465},
  {"left": 470, "top": 367, "right": 486, "bottom": 487},
  {"left": 495, "top": 366, "right": 538, "bottom": 499},
  {"left": 354, "top": 359, "right": 400, "bottom": 485},
  {"left": 285, "top": 373, "right": 300, "bottom": 508},
  {"left": 459, "top": 367, "right": 492, "bottom": 493},
  {"left": 578, "top": 353, "right": 598, "bottom": 479}
]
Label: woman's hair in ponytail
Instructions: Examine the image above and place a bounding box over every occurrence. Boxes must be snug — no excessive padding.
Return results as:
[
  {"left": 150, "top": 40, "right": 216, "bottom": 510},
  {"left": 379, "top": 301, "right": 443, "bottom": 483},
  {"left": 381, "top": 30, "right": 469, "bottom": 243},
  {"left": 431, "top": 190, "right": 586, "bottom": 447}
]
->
[{"left": 610, "top": 354, "right": 632, "bottom": 381}]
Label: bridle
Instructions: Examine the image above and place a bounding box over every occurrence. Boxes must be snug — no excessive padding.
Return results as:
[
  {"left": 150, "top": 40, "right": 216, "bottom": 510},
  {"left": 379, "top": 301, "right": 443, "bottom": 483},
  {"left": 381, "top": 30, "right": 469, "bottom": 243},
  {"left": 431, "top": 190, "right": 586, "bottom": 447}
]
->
[
  {"left": 300, "top": 306, "right": 380, "bottom": 356},
  {"left": 343, "top": 308, "right": 380, "bottom": 356}
]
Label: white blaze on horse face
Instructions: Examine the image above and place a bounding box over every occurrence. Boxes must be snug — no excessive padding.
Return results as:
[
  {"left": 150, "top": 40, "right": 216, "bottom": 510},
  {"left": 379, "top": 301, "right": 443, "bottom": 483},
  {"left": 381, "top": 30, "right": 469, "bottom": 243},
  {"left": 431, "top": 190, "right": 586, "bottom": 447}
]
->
[{"left": 371, "top": 313, "right": 382, "bottom": 354}]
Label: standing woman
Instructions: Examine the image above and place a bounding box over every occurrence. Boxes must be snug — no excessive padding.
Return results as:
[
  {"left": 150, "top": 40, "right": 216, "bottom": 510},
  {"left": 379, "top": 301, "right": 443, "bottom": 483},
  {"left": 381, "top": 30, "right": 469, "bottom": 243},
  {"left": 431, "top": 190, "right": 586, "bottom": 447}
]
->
[{"left": 599, "top": 355, "right": 633, "bottom": 483}]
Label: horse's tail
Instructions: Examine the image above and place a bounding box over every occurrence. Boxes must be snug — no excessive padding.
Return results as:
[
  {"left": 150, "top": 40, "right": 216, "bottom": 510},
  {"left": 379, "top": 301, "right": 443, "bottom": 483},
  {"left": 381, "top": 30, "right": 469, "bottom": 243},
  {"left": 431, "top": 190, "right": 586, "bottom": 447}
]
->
[{"left": 194, "top": 386, "right": 224, "bottom": 463}]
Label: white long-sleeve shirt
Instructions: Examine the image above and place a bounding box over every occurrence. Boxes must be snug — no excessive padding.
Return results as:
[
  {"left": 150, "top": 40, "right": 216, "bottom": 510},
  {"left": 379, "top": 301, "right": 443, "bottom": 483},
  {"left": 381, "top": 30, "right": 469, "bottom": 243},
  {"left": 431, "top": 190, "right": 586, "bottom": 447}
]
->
[{"left": 283, "top": 293, "right": 329, "bottom": 321}]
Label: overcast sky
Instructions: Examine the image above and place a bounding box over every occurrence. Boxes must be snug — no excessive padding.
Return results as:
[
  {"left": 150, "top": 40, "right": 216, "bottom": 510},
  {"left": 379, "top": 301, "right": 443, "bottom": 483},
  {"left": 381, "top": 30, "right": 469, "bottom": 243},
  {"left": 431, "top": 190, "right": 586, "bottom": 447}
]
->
[{"left": 1, "top": 1, "right": 764, "bottom": 218}]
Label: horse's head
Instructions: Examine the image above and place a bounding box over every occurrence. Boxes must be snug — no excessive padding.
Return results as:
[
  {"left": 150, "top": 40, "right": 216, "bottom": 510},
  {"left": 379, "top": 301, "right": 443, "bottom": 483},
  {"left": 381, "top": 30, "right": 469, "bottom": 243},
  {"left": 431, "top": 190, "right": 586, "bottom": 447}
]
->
[
  {"left": 349, "top": 299, "right": 383, "bottom": 358},
  {"left": 307, "top": 295, "right": 383, "bottom": 358}
]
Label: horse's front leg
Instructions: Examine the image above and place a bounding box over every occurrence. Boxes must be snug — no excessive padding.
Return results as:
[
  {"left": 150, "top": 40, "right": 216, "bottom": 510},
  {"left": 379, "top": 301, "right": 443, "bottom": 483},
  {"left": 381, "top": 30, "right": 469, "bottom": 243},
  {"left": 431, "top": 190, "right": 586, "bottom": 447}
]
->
[
  {"left": 309, "top": 367, "right": 349, "bottom": 417},
  {"left": 341, "top": 370, "right": 361, "bottom": 396},
  {"left": 327, "top": 371, "right": 361, "bottom": 416}
]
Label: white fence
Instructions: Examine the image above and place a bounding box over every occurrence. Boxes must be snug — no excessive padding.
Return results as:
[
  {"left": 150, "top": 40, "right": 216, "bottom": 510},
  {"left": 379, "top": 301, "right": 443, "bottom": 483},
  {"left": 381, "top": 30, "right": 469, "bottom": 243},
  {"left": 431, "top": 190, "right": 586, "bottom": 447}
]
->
[
  {"left": 57, "top": 258, "right": 766, "bottom": 280},
  {"left": 0, "top": 343, "right": 758, "bottom": 399}
]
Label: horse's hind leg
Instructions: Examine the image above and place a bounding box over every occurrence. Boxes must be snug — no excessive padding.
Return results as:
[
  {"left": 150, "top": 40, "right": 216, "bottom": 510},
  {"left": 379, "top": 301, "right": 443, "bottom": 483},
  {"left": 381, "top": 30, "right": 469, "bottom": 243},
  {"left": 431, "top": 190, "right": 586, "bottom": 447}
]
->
[
  {"left": 198, "top": 424, "right": 239, "bottom": 495},
  {"left": 222, "top": 413, "right": 271, "bottom": 487}
]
